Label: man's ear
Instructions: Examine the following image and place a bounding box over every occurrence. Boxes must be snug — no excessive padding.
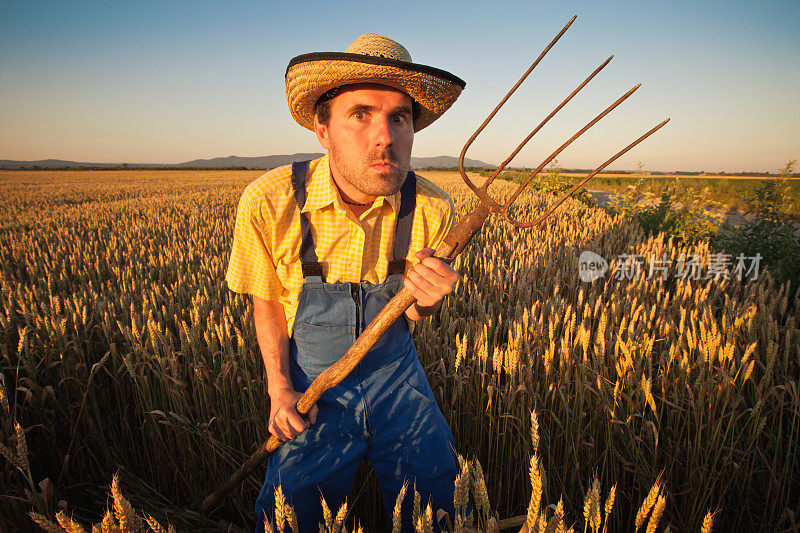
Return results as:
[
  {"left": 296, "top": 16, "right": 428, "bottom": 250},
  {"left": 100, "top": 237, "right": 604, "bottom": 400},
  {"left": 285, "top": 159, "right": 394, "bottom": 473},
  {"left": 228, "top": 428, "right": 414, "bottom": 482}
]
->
[{"left": 313, "top": 115, "right": 330, "bottom": 150}]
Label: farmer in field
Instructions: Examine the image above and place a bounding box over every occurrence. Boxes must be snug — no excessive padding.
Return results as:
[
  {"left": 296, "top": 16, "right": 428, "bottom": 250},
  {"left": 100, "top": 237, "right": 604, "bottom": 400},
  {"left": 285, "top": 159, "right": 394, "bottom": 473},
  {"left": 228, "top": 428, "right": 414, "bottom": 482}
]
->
[{"left": 226, "top": 33, "right": 466, "bottom": 531}]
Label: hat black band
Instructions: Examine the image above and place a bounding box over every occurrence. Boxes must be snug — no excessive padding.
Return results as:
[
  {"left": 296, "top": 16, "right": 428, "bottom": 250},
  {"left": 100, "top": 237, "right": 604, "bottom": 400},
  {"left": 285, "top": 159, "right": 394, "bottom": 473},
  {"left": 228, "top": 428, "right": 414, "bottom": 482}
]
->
[{"left": 286, "top": 52, "right": 466, "bottom": 89}]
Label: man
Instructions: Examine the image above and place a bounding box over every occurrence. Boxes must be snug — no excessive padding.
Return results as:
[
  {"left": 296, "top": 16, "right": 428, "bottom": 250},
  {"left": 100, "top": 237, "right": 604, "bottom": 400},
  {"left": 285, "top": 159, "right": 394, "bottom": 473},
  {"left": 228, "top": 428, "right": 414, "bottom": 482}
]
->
[{"left": 226, "top": 33, "right": 466, "bottom": 531}]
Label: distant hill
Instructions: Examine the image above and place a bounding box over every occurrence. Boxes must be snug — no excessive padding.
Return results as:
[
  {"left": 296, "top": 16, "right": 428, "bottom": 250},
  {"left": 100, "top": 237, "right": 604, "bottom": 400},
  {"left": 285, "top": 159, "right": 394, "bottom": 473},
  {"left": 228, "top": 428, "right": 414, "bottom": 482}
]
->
[
  {"left": 0, "top": 158, "right": 165, "bottom": 169},
  {"left": 175, "top": 153, "right": 324, "bottom": 169},
  {"left": 0, "top": 153, "right": 493, "bottom": 170},
  {"left": 0, "top": 154, "right": 320, "bottom": 170}
]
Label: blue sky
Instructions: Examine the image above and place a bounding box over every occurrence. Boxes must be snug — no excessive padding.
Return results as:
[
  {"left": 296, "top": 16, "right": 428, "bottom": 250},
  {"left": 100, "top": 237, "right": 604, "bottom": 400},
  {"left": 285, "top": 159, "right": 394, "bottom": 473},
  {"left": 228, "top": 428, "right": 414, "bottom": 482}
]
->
[{"left": 1, "top": 0, "right": 798, "bottom": 172}]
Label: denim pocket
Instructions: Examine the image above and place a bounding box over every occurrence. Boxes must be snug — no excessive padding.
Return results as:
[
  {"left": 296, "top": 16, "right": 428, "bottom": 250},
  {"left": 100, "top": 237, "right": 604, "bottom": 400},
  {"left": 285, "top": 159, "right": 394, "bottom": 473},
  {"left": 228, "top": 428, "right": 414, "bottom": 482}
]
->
[
  {"left": 403, "top": 372, "right": 434, "bottom": 403},
  {"left": 293, "top": 322, "right": 354, "bottom": 376}
]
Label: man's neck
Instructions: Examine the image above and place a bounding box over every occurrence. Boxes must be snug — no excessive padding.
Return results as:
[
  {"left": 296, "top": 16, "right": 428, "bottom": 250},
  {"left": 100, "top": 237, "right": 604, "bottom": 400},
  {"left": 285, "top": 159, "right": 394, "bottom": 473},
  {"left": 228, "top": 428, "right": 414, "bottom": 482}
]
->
[{"left": 328, "top": 159, "right": 375, "bottom": 217}]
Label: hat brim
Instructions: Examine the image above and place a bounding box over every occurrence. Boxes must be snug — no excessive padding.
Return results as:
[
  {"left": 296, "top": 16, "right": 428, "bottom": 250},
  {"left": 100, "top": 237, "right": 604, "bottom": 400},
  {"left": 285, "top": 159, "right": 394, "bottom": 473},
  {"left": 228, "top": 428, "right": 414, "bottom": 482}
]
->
[{"left": 286, "top": 52, "right": 466, "bottom": 132}]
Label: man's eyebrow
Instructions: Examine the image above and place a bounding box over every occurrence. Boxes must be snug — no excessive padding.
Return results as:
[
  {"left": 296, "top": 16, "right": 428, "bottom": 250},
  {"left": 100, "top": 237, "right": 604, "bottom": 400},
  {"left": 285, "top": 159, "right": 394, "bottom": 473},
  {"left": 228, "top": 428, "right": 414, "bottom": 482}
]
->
[
  {"left": 346, "top": 104, "right": 376, "bottom": 114},
  {"left": 390, "top": 104, "right": 413, "bottom": 115},
  {"left": 344, "top": 104, "right": 413, "bottom": 115}
]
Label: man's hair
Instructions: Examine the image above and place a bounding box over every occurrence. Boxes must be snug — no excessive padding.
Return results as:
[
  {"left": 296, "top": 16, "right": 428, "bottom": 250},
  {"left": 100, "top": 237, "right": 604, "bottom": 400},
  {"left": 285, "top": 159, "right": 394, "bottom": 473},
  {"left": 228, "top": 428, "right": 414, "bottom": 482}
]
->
[{"left": 314, "top": 86, "right": 420, "bottom": 127}]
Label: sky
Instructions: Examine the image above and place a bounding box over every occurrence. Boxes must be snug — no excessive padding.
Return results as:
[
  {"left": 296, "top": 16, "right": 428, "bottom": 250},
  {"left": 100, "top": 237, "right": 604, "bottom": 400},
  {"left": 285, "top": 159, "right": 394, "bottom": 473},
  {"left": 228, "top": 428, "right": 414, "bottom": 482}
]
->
[{"left": 1, "top": 0, "right": 798, "bottom": 173}]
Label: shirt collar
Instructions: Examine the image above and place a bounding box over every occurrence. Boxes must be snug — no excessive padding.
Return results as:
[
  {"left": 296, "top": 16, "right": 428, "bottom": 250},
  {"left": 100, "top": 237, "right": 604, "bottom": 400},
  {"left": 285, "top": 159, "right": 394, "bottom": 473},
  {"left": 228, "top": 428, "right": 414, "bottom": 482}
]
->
[{"left": 302, "top": 153, "right": 401, "bottom": 214}]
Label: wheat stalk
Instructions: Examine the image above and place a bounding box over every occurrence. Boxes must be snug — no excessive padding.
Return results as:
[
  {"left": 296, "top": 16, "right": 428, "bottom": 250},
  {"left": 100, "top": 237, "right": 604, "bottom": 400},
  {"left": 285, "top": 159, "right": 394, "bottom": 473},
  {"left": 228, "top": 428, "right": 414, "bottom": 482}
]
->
[
  {"left": 645, "top": 495, "right": 666, "bottom": 533},
  {"left": 527, "top": 456, "right": 543, "bottom": 528},
  {"left": 393, "top": 481, "right": 408, "bottom": 533},
  {"left": 700, "top": 511, "right": 714, "bottom": 533},
  {"left": 635, "top": 480, "right": 661, "bottom": 531},
  {"left": 111, "top": 474, "right": 142, "bottom": 532},
  {"left": 601, "top": 483, "right": 616, "bottom": 533}
]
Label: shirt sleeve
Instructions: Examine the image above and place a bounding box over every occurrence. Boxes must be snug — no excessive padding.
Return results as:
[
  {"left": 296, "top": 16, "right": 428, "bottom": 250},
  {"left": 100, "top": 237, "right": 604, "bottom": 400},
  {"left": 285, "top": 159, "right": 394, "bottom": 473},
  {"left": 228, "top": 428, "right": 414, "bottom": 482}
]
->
[
  {"left": 427, "top": 194, "right": 456, "bottom": 252},
  {"left": 225, "top": 184, "right": 283, "bottom": 301}
]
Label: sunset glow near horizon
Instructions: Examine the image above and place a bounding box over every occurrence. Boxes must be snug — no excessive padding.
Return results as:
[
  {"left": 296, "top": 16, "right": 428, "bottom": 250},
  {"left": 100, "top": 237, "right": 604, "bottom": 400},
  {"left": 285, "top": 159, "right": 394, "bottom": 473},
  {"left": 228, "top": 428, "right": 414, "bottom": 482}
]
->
[{"left": 1, "top": 0, "right": 798, "bottom": 173}]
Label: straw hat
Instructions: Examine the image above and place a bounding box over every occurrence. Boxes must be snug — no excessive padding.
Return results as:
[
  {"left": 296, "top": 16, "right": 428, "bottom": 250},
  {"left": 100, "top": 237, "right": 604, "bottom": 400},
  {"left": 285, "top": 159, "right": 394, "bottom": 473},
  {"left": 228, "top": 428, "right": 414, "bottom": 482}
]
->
[{"left": 286, "top": 33, "right": 466, "bottom": 132}]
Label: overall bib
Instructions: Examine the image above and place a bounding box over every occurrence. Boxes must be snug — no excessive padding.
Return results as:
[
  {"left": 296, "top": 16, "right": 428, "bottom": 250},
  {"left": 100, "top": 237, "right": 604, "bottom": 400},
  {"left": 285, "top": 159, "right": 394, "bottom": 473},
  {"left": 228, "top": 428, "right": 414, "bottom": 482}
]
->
[{"left": 254, "top": 162, "right": 458, "bottom": 532}]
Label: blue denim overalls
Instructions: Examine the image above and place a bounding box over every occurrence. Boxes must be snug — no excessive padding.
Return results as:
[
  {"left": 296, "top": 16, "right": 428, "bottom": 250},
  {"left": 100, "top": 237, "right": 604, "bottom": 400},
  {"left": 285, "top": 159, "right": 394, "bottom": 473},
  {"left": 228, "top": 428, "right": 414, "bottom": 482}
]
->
[{"left": 254, "top": 162, "right": 458, "bottom": 532}]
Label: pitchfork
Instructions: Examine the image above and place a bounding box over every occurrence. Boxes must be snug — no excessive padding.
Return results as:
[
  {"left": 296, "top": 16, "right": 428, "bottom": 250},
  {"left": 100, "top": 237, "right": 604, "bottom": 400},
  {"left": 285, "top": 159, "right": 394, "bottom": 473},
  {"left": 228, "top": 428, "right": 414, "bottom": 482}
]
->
[{"left": 201, "top": 15, "right": 669, "bottom": 512}]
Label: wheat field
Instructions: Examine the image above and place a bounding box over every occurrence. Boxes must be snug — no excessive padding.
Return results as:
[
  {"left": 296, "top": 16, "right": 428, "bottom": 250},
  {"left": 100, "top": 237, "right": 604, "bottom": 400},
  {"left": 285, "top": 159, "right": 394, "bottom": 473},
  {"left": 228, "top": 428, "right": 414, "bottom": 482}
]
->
[{"left": 1, "top": 169, "right": 798, "bottom": 532}]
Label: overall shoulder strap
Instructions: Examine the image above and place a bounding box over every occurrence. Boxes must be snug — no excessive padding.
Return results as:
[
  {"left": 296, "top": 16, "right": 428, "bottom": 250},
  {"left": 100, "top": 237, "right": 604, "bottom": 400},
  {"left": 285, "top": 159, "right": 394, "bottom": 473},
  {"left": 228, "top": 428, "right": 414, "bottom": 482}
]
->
[
  {"left": 290, "top": 161, "right": 324, "bottom": 280},
  {"left": 388, "top": 171, "right": 417, "bottom": 275}
]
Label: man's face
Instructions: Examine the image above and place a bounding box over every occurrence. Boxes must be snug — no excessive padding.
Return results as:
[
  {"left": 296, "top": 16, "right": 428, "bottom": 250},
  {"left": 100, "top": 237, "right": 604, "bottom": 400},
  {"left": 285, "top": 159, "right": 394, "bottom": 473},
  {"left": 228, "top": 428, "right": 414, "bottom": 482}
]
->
[{"left": 314, "top": 84, "right": 414, "bottom": 199}]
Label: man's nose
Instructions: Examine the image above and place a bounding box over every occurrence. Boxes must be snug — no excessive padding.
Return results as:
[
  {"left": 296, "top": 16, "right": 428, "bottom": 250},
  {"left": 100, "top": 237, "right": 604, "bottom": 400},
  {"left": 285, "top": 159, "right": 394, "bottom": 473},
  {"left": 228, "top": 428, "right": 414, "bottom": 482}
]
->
[{"left": 371, "top": 115, "right": 393, "bottom": 147}]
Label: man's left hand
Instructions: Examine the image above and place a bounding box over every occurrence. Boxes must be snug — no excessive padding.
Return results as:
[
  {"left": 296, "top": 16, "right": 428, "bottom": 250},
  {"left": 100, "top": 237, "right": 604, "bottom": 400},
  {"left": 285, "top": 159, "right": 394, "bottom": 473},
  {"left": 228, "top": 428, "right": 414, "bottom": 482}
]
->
[{"left": 403, "top": 248, "right": 459, "bottom": 319}]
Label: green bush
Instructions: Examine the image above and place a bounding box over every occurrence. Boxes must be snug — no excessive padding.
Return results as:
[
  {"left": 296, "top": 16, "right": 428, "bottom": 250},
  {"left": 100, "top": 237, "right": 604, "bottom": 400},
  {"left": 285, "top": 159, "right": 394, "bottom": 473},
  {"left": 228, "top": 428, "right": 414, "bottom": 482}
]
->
[
  {"left": 713, "top": 161, "right": 800, "bottom": 290},
  {"left": 604, "top": 168, "right": 722, "bottom": 245}
]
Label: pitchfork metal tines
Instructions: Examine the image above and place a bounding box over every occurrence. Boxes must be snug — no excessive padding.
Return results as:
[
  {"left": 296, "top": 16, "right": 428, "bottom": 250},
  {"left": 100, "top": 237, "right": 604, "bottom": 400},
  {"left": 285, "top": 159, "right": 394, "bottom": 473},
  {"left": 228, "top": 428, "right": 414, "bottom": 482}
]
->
[
  {"left": 201, "top": 15, "right": 669, "bottom": 513},
  {"left": 443, "top": 14, "right": 669, "bottom": 257}
]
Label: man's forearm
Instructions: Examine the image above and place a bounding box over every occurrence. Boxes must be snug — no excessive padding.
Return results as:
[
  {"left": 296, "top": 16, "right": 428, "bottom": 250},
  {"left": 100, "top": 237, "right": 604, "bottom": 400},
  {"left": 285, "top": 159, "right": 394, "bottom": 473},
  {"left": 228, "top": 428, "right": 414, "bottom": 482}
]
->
[
  {"left": 253, "top": 296, "right": 318, "bottom": 439},
  {"left": 252, "top": 296, "right": 293, "bottom": 395}
]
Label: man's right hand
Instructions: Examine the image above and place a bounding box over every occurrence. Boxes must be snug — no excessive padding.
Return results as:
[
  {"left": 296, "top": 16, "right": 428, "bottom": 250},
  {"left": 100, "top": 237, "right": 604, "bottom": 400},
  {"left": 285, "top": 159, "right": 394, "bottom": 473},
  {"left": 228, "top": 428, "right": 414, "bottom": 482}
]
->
[{"left": 268, "top": 387, "right": 318, "bottom": 442}]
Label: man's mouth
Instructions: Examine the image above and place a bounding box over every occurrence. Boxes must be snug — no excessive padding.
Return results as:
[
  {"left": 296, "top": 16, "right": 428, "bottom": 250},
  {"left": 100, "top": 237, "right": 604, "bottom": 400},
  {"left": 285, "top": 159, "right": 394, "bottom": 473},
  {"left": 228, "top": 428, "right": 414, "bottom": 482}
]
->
[{"left": 370, "top": 161, "right": 395, "bottom": 170}]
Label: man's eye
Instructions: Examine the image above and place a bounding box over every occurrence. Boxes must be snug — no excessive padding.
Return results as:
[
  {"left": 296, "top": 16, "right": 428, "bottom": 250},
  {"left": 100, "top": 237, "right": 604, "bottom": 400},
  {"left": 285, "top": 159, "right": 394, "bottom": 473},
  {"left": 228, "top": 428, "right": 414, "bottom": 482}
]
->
[
  {"left": 353, "top": 111, "right": 366, "bottom": 120},
  {"left": 392, "top": 114, "right": 408, "bottom": 124}
]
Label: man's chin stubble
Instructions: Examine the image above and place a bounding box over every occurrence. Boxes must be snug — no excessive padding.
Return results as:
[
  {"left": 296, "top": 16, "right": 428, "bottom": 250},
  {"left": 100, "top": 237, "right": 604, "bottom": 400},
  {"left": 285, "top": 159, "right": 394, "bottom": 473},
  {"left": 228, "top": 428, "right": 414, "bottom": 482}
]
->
[{"left": 376, "top": 172, "right": 406, "bottom": 195}]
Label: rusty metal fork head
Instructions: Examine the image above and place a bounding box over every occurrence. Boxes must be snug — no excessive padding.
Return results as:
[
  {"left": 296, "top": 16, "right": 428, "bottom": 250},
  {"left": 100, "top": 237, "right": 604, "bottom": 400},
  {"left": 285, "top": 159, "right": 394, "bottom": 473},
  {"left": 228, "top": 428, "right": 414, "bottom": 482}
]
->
[{"left": 458, "top": 15, "right": 669, "bottom": 229}]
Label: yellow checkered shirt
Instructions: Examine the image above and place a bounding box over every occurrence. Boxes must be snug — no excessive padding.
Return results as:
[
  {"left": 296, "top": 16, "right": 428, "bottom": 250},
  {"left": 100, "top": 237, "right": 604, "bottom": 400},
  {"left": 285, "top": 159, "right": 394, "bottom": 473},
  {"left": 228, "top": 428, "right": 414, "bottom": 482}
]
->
[{"left": 226, "top": 154, "right": 455, "bottom": 333}]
